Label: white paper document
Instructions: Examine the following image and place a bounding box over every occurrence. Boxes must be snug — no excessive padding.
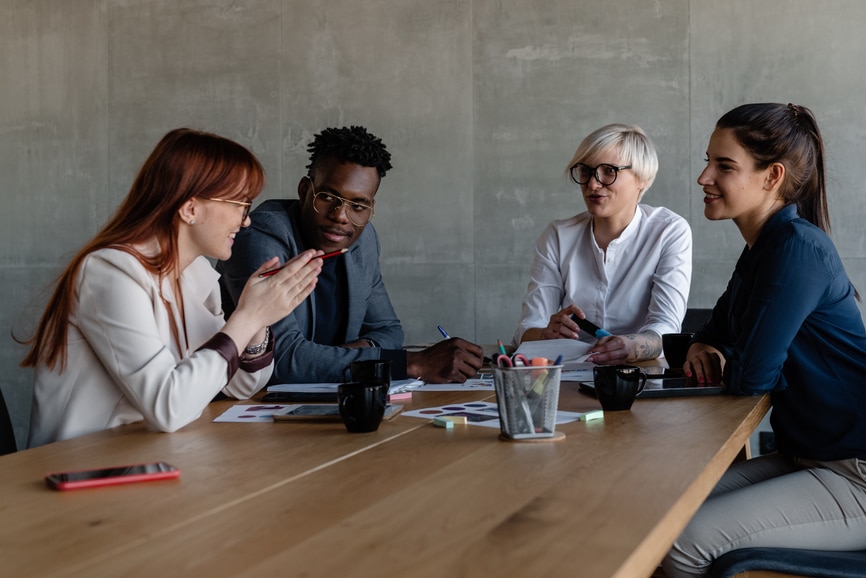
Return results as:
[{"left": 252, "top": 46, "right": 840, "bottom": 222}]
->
[
  {"left": 514, "top": 338, "right": 594, "bottom": 371},
  {"left": 267, "top": 378, "right": 423, "bottom": 395},
  {"left": 406, "top": 374, "right": 494, "bottom": 392},
  {"left": 213, "top": 403, "right": 299, "bottom": 422},
  {"left": 401, "top": 401, "right": 582, "bottom": 428}
]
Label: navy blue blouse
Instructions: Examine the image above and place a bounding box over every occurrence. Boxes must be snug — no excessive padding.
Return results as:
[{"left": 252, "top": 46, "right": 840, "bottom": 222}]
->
[{"left": 695, "top": 204, "right": 866, "bottom": 461}]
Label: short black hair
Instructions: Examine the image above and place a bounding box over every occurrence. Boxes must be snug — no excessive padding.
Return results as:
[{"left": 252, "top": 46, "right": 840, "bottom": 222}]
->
[{"left": 305, "top": 126, "right": 393, "bottom": 179}]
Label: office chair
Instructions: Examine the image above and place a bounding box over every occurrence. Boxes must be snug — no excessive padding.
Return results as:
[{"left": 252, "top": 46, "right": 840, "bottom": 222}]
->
[
  {"left": 0, "top": 386, "right": 17, "bottom": 455},
  {"left": 711, "top": 546, "right": 866, "bottom": 578}
]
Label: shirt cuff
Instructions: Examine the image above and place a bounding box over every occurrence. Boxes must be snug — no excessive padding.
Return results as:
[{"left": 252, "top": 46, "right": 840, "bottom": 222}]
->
[
  {"left": 239, "top": 331, "right": 274, "bottom": 374},
  {"left": 380, "top": 348, "right": 408, "bottom": 379},
  {"left": 197, "top": 332, "right": 240, "bottom": 383}
]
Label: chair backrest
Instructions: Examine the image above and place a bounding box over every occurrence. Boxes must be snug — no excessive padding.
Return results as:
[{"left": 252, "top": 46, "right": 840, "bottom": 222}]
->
[
  {"left": 711, "top": 546, "right": 866, "bottom": 578},
  {"left": 682, "top": 308, "right": 713, "bottom": 334},
  {"left": 0, "top": 387, "right": 17, "bottom": 455}
]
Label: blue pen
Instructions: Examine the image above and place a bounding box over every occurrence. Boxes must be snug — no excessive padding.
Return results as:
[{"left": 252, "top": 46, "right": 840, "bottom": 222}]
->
[
  {"left": 570, "top": 314, "right": 612, "bottom": 338},
  {"left": 553, "top": 355, "right": 563, "bottom": 366},
  {"left": 437, "top": 325, "right": 451, "bottom": 339}
]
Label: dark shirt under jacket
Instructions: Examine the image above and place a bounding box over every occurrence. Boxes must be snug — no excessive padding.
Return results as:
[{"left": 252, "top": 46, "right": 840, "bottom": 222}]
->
[{"left": 217, "top": 199, "right": 407, "bottom": 384}]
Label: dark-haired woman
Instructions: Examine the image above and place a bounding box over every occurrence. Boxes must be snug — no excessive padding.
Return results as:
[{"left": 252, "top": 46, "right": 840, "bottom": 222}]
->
[
  {"left": 662, "top": 103, "right": 866, "bottom": 577},
  {"left": 23, "top": 128, "right": 323, "bottom": 447}
]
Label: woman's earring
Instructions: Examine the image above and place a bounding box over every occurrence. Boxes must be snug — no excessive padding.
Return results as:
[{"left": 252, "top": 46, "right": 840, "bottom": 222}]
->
[{"left": 189, "top": 219, "right": 195, "bottom": 225}]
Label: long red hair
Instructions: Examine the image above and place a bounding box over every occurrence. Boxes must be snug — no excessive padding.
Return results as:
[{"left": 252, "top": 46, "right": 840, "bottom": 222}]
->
[{"left": 20, "top": 128, "right": 265, "bottom": 370}]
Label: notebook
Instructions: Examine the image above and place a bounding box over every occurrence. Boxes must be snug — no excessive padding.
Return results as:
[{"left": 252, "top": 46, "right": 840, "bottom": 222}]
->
[{"left": 579, "top": 376, "right": 727, "bottom": 399}]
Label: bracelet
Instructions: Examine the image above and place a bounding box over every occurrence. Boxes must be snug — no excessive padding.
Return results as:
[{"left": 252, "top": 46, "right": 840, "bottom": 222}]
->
[{"left": 243, "top": 327, "right": 270, "bottom": 357}]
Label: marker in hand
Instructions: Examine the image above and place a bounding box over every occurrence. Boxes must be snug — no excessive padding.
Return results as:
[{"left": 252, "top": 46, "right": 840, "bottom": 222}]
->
[
  {"left": 259, "top": 248, "right": 348, "bottom": 277},
  {"left": 570, "top": 314, "right": 612, "bottom": 338}
]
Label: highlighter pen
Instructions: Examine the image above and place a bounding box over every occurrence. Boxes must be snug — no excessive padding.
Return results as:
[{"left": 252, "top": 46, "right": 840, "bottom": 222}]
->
[
  {"left": 570, "top": 314, "right": 612, "bottom": 338},
  {"left": 259, "top": 248, "right": 348, "bottom": 277},
  {"left": 497, "top": 339, "right": 507, "bottom": 355},
  {"left": 437, "top": 325, "right": 451, "bottom": 339}
]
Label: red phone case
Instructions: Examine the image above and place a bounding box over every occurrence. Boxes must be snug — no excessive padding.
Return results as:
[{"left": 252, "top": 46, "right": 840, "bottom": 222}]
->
[{"left": 45, "top": 462, "right": 180, "bottom": 491}]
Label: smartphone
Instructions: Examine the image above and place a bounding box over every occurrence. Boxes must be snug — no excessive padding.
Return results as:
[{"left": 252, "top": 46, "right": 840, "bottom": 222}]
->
[{"left": 45, "top": 462, "right": 180, "bottom": 491}]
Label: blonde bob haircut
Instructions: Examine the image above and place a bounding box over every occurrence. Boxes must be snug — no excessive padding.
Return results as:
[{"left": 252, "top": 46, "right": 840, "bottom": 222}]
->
[{"left": 565, "top": 123, "right": 659, "bottom": 200}]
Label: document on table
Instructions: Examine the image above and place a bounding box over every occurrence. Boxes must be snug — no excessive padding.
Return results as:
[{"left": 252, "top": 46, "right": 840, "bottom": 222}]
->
[
  {"left": 267, "top": 378, "right": 423, "bottom": 395},
  {"left": 401, "top": 401, "right": 582, "bottom": 428},
  {"left": 213, "top": 403, "right": 299, "bottom": 422},
  {"left": 266, "top": 376, "right": 495, "bottom": 394},
  {"left": 406, "top": 374, "right": 494, "bottom": 392},
  {"left": 213, "top": 403, "right": 403, "bottom": 423},
  {"left": 514, "top": 338, "right": 595, "bottom": 379}
]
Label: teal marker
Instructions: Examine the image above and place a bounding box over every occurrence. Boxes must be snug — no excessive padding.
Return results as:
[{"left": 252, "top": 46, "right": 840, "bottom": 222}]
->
[{"left": 570, "top": 314, "right": 612, "bottom": 338}]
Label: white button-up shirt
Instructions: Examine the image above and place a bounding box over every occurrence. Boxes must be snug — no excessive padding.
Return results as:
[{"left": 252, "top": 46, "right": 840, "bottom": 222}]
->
[{"left": 513, "top": 204, "right": 692, "bottom": 345}]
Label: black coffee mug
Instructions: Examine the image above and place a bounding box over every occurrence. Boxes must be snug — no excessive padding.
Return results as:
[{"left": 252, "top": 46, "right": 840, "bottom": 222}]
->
[
  {"left": 343, "top": 359, "right": 391, "bottom": 387},
  {"left": 593, "top": 365, "right": 647, "bottom": 411},
  {"left": 662, "top": 333, "right": 694, "bottom": 369},
  {"left": 338, "top": 382, "right": 387, "bottom": 433}
]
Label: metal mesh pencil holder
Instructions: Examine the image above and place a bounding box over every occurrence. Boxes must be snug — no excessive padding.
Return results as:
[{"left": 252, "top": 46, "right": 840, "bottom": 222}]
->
[{"left": 492, "top": 365, "right": 562, "bottom": 440}]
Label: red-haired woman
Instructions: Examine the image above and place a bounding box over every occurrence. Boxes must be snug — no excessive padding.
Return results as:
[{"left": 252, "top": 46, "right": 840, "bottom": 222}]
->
[{"left": 22, "top": 128, "right": 322, "bottom": 447}]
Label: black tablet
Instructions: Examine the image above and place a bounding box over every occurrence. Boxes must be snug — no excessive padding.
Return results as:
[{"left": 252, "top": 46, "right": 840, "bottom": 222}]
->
[
  {"left": 579, "top": 377, "right": 727, "bottom": 398},
  {"left": 262, "top": 391, "right": 338, "bottom": 403}
]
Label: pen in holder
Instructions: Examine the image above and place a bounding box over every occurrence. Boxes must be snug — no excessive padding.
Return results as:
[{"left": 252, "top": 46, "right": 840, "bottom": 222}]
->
[{"left": 492, "top": 365, "right": 565, "bottom": 442}]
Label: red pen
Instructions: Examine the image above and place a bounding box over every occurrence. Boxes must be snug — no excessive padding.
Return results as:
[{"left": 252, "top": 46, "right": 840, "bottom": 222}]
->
[{"left": 259, "top": 248, "right": 348, "bottom": 277}]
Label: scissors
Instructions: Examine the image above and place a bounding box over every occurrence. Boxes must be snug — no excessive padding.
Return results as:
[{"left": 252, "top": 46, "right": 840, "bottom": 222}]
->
[{"left": 496, "top": 354, "right": 530, "bottom": 368}]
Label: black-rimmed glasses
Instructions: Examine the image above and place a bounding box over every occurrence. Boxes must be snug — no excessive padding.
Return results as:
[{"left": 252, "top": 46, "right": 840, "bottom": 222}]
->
[
  {"left": 307, "top": 177, "right": 374, "bottom": 227},
  {"left": 204, "top": 197, "right": 252, "bottom": 221},
  {"left": 569, "top": 163, "right": 632, "bottom": 186}
]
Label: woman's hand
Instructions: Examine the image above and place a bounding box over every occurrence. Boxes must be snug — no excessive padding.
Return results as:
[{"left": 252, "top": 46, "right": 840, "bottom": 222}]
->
[
  {"left": 237, "top": 250, "right": 323, "bottom": 327},
  {"left": 683, "top": 342, "right": 724, "bottom": 384},
  {"left": 523, "top": 305, "right": 585, "bottom": 341},
  {"left": 587, "top": 331, "right": 662, "bottom": 365},
  {"left": 221, "top": 250, "right": 323, "bottom": 353}
]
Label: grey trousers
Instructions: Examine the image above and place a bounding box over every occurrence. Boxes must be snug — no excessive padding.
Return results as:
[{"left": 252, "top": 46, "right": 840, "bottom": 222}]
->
[{"left": 661, "top": 453, "right": 866, "bottom": 578}]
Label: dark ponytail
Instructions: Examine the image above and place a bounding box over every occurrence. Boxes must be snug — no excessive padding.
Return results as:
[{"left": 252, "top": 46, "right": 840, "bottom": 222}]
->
[{"left": 716, "top": 103, "right": 829, "bottom": 233}]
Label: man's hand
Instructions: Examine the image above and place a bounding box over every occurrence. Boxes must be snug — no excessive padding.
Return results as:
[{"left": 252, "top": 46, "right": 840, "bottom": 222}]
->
[{"left": 406, "top": 338, "right": 484, "bottom": 383}]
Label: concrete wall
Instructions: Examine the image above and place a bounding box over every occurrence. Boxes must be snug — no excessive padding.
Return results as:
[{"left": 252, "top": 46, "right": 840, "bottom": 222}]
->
[{"left": 3, "top": 0, "right": 865, "bottom": 449}]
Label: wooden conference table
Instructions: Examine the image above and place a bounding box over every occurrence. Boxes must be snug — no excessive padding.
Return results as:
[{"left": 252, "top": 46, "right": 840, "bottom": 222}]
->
[{"left": 0, "top": 383, "right": 769, "bottom": 578}]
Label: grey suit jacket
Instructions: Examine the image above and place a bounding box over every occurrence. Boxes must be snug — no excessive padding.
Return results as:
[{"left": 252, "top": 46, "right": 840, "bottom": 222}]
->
[{"left": 217, "top": 199, "right": 404, "bottom": 383}]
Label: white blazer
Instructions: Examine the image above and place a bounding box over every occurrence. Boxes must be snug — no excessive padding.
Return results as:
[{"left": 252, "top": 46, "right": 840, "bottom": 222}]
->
[{"left": 28, "top": 249, "right": 271, "bottom": 447}]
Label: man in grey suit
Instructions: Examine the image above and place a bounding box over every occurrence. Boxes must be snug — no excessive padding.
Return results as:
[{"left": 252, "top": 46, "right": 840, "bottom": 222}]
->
[{"left": 218, "top": 126, "right": 483, "bottom": 384}]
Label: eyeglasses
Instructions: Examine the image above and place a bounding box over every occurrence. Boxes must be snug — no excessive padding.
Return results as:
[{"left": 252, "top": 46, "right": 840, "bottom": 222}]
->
[
  {"left": 569, "top": 163, "right": 632, "bottom": 186},
  {"left": 204, "top": 197, "right": 252, "bottom": 221},
  {"left": 307, "top": 177, "right": 374, "bottom": 227}
]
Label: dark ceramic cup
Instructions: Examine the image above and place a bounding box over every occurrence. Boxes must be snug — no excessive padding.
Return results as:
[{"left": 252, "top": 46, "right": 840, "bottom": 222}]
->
[
  {"left": 337, "top": 382, "right": 387, "bottom": 433},
  {"left": 343, "top": 359, "right": 392, "bottom": 388},
  {"left": 662, "top": 333, "right": 694, "bottom": 369},
  {"left": 593, "top": 365, "right": 647, "bottom": 411}
]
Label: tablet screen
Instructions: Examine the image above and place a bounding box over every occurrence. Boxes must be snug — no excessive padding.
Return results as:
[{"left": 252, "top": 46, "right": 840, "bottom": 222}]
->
[{"left": 579, "top": 377, "right": 726, "bottom": 398}]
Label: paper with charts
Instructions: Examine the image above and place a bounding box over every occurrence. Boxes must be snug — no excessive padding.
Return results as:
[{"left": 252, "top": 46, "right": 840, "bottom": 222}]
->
[
  {"left": 402, "top": 401, "right": 582, "bottom": 428},
  {"left": 266, "top": 376, "right": 494, "bottom": 394}
]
